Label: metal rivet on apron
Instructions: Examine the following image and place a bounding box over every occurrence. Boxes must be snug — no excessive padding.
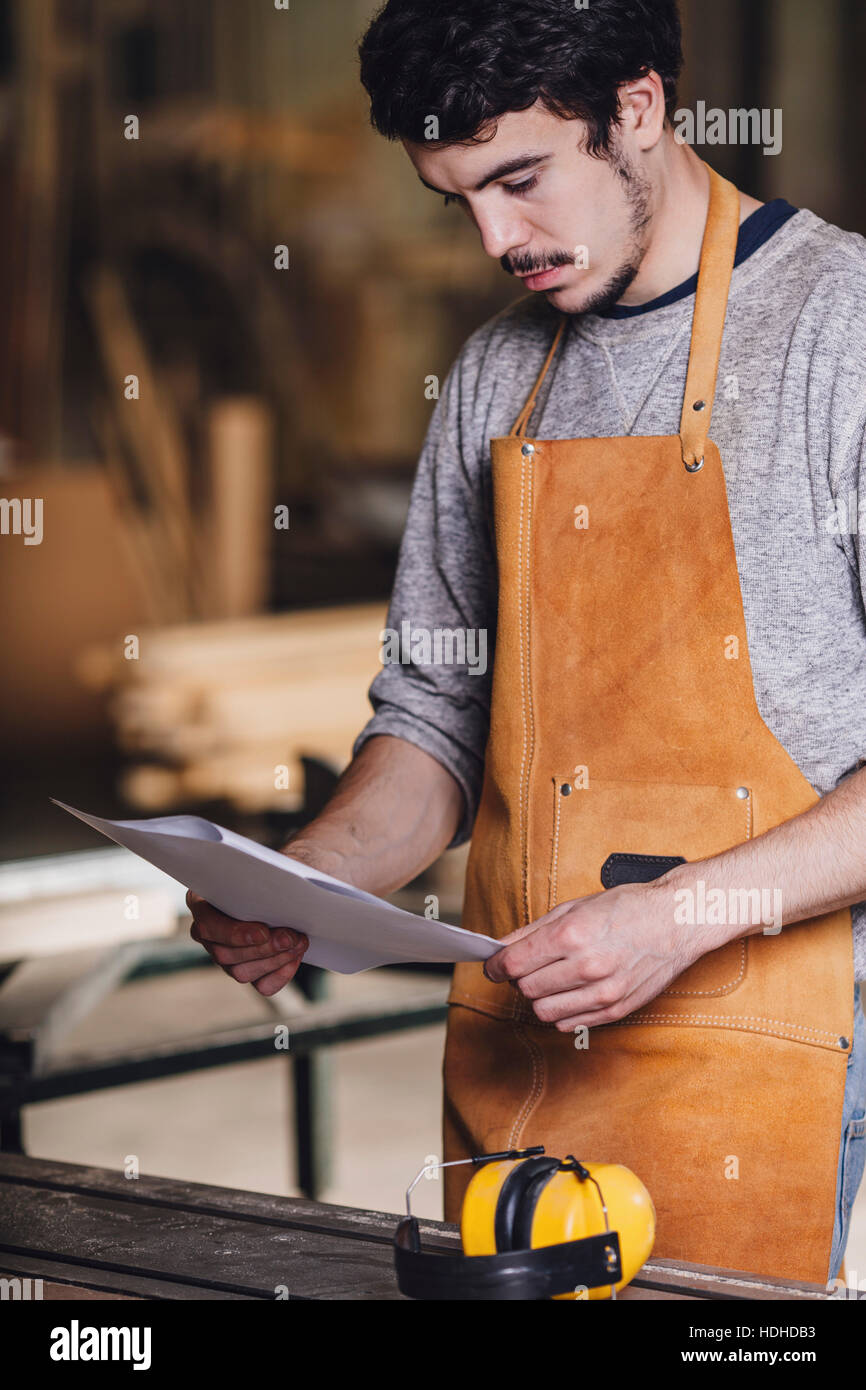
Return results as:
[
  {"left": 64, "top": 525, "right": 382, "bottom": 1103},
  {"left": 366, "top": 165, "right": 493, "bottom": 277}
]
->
[
  {"left": 561, "top": 783, "right": 573, "bottom": 796},
  {"left": 736, "top": 787, "right": 750, "bottom": 799},
  {"left": 693, "top": 400, "right": 707, "bottom": 411},
  {"left": 521, "top": 442, "right": 535, "bottom": 457},
  {"left": 839, "top": 1036, "right": 850, "bottom": 1049},
  {"left": 685, "top": 457, "right": 705, "bottom": 473}
]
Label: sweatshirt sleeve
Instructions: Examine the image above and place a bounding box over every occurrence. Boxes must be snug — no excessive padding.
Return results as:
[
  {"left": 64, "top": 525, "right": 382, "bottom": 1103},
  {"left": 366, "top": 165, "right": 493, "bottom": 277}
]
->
[
  {"left": 352, "top": 337, "right": 498, "bottom": 848},
  {"left": 819, "top": 254, "right": 866, "bottom": 618}
]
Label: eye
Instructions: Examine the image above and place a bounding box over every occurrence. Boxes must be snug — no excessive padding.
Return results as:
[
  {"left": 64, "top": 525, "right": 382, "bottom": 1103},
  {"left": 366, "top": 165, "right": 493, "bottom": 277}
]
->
[{"left": 504, "top": 175, "right": 539, "bottom": 198}]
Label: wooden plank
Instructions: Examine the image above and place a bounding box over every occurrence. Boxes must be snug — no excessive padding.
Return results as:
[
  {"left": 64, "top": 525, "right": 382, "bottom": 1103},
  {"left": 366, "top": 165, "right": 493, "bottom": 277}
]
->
[
  {"left": 0, "top": 1265, "right": 142, "bottom": 1301},
  {"left": 0, "top": 889, "right": 179, "bottom": 965},
  {"left": 0, "top": 1155, "right": 843, "bottom": 1301},
  {"left": 627, "top": 1258, "right": 832, "bottom": 1302},
  {"left": 16, "top": 0, "right": 63, "bottom": 458},
  {"left": 78, "top": 604, "right": 387, "bottom": 684},
  {"left": 32, "top": 1281, "right": 139, "bottom": 1302},
  {"left": 91, "top": 401, "right": 181, "bottom": 626},
  {"left": 0, "top": 1254, "right": 251, "bottom": 1301},
  {"left": 120, "top": 759, "right": 305, "bottom": 814},
  {"left": 0, "top": 847, "right": 182, "bottom": 905},
  {"left": 618, "top": 1283, "right": 695, "bottom": 1302},
  {"left": 84, "top": 267, "right": 204, "bottom": 617},
  {"left": 206, "top": 397, "right": 272, "bottom": 618},
  {"left": 0, "top": 1153, "right": 450, "bottom": 1247},
  {"left": 0, "top": 942, "right": 153, "bottom": 1071},
  {"left": 0, "top": 468, "right": 164, "bottom": 754},
  {"left": 0, "top": 1176, "right": 405, "bottom": 1300}
]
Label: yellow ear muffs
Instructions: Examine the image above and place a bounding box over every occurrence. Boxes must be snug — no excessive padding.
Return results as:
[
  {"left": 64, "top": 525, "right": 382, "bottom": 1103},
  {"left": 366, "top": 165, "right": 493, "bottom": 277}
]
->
[
  {"left": 494, "top": 1155, "right": 563, "bottom": 1251},
  {"left": 461, "top": 1156, "right": 656, "bottom": 1300}
]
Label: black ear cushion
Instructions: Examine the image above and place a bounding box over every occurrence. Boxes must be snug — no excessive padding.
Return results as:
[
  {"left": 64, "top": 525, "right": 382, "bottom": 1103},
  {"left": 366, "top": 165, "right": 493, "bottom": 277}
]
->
[{"left": 494, "top": 1156, "right": 561, "bottom": 1253}]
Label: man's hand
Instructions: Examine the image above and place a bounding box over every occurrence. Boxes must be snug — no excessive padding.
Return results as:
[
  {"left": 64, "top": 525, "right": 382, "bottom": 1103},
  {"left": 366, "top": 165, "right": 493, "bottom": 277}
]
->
[
  {"left": 484, "top": 757, "right": 866, "bottom": 1030},
  {"left": 186, "top": 735, "right": 464, "bottom": 996},
  {"left": 483, "top": 881, "right": 711, "bottom": 1030},
  {"left": 187, "top": 890, "right": 309, "bottom": 997}
]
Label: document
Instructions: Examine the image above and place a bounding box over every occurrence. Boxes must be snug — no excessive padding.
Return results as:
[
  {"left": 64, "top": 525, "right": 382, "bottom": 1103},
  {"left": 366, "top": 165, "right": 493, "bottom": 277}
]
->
[{"left": 52, "top": 801, "right": 498, "bottom": 974}]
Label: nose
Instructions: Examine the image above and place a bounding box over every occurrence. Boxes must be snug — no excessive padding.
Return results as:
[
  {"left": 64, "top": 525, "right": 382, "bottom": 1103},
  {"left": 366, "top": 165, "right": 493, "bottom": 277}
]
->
[{"left": 470, "top": 203, "right": 533, "bottom": 263}]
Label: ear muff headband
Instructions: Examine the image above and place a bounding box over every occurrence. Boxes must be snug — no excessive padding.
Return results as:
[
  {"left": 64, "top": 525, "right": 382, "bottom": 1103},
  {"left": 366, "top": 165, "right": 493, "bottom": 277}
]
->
[
  {"left": 394, "top": 1217, "right": 622, "bottom": 1301},
  {"left": 494, "top": 1156, "right": 561, "bottom": 1252}
]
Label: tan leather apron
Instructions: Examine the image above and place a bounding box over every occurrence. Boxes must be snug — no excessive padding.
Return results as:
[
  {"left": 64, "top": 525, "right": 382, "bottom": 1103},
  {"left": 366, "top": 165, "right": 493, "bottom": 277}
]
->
[{"left": 443, "top": 165, "right": 854, "bottom": 1285}]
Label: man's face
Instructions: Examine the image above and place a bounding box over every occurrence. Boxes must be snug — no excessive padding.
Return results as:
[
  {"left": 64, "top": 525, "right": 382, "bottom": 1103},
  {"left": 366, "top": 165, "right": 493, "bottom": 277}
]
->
[{"left": 404, "top": 103, "right": 654, "bottom": 316}]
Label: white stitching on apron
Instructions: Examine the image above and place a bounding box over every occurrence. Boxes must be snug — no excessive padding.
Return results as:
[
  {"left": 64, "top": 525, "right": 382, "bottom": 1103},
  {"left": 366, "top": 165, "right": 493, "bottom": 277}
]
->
[
  {"left": 508, "top": 452, "right": 546, "bottom": 1144},
  {"left": 608, "top": 1012, "right": 842, "bottom": 1047},
  {"left": 516, "top": 451, "right": 531, "bottom": 938},
  {"left": 663, "top": 785, "right": 752, "bottom": 997},
  {"left": 452, "top": 994, "right": 847, "bottom": 1050},
  {"left": 548, "top": 776, "right": 563, "bottom": 912},
  {"left": 494, "top": 995, "right": 845, "bottom": 1045},
  {"left": 664, "top": 940, "right": 748, "bottom": 997},
  {"left": 507, "top": 1023, "right": 546, "bottom": 1149}
]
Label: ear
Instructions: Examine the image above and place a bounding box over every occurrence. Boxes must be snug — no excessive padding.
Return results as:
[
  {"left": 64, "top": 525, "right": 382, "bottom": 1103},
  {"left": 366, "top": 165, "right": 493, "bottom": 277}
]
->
[{"left": 618, "top": 71, "right": 668, "bottom": 152}]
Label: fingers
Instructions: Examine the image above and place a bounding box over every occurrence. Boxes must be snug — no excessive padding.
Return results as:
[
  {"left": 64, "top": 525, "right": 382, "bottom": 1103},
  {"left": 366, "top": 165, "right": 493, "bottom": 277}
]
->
[
  {"left": 190, "top": 921, "right": 308, "bottom": 983},
  {"left": 484, "top": 931, "right": 567, "bottom": 984},
  {"left": 186, "top": 891, "right": 310, "bottom": 991},
  {"left": 494, "top": 898, "right": 582, "bottom": 949},
  {"left": 545, "top": 969, "right": 673, "bottom": 1032},
  {"left": 253, "top": 958, "right": 307, "bottom": 997},
  {"left": 186, "top": 890, "right": 307, "bottom": 955},
  {"left": 485, "top": 898, "right": 609, "bottom": 985},
  {"left": 511, "top": 959, "right": 590, "bottom": 1001},
  {"left": 554, "top": 996, "right": 639, "bottom": 1032},
  {"left": 189, "top": 919, "right": 308, "bottom": 966},
  {"left": 225, "top": 947, "right": 306, "bottom": 986},
  {"left": 529, "top": 982, "right": 621, "bottom": 1025},
  {"left": 187, "top": 890, "right": 269, "bottom": 947}
]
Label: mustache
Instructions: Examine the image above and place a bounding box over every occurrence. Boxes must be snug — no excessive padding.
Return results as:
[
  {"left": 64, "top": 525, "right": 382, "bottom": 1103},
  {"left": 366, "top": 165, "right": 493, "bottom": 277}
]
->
[{"left": 502, "top": 250, "right": 577, "bottom": 276}]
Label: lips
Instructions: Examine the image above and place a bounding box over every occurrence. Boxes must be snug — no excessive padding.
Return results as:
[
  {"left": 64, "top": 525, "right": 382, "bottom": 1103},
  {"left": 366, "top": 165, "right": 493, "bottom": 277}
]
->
[{"left": 519, "top": 264, "right": 567, "bottom": 291}]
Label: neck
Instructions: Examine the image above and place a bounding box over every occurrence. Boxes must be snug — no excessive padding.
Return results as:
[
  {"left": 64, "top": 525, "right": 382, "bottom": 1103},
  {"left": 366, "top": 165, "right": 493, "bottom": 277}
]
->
[{"left": 616, "top": 143, "right": 758, "bottom": 308}]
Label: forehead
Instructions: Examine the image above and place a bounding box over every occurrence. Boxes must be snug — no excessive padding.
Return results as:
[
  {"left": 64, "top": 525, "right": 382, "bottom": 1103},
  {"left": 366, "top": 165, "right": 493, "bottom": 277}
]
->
[{"left": 403, "top": 104, "right": 577, "bottom": 186}]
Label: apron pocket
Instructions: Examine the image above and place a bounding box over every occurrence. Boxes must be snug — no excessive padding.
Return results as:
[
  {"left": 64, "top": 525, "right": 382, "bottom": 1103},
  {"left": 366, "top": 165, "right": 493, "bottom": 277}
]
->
[{"left": 548, "top": 777, "right": 754, "bottom": 997}]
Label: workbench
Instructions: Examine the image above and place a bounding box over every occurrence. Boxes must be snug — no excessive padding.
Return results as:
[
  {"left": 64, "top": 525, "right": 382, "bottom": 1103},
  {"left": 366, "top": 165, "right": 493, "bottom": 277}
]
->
[{"left": 0, "top": 1154, "right": 850, "bottom": 1301}]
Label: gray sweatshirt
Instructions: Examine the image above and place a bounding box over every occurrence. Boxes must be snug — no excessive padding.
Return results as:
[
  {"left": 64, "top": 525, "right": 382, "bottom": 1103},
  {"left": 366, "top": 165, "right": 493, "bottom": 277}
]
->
[{"left": 353, "top": 204, "right": 866, "bottom": 981}]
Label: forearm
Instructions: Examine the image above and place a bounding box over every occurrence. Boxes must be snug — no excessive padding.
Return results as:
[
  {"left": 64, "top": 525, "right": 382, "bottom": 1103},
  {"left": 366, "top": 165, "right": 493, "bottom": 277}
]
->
[
  {"left": 281, "top": 733, "right": 464, "bottom": 896},
  {"left": 654, "top": 766, "right": 866, "bottom": 946}
]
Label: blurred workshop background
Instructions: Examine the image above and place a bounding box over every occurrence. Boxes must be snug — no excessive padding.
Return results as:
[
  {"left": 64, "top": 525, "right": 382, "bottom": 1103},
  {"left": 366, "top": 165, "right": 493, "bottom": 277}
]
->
[{"left": 0, "top": 0, "right": 864, "bottom": 1248}]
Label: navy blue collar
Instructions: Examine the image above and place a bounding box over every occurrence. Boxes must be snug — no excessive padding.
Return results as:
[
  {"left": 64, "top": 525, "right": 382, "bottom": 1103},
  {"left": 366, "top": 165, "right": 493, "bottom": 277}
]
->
[{"left": 598, "top": 199, "right": 799, "bottom": 319}]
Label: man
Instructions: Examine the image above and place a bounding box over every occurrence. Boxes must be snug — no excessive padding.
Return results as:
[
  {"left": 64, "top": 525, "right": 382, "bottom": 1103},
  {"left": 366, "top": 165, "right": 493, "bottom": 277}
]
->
[{"left": 189, "top": 0, "right": 866, "bottom": 1287}]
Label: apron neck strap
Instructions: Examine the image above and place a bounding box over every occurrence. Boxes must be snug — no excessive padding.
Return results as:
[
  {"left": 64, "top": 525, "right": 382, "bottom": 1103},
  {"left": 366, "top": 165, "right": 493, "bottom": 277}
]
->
[
  {"left": 510, "top": 317, "right": 569, "bottom": 438},
  {"left": 507, "top": 163, "right": 742, "bottom": 456},
  {"left": 678, "top": 165, "right": 741, "bottom": 467}
]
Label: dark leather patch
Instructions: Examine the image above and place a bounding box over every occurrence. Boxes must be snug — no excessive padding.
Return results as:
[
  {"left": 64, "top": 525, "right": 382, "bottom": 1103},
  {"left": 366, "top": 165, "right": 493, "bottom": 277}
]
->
[{"left": 601, "top": 852, "right": 687, "bottom": 889}]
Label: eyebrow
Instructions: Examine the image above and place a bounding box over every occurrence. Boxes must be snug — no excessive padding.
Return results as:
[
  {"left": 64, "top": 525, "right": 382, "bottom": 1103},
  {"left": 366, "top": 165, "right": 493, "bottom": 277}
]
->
[{"left": 418, "top": 152, "right": 552, "bottom": 199}]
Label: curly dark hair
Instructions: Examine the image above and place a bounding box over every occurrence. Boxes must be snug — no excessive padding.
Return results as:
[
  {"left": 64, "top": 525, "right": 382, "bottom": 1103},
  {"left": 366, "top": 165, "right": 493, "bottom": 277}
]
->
[{"left": 359, "top": 0, "right": 683, "bottom": 154}]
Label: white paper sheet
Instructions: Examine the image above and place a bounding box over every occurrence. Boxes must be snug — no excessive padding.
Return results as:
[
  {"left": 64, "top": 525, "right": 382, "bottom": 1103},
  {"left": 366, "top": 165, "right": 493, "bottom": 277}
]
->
[{"left": 52, "top": 801, "right": 498, "bottom": 974}]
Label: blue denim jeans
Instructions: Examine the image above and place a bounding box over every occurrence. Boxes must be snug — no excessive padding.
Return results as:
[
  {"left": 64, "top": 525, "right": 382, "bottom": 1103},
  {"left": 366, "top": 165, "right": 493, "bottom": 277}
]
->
[{"left": 828, "top": 983, "right": 866, "bottom": 1284}]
